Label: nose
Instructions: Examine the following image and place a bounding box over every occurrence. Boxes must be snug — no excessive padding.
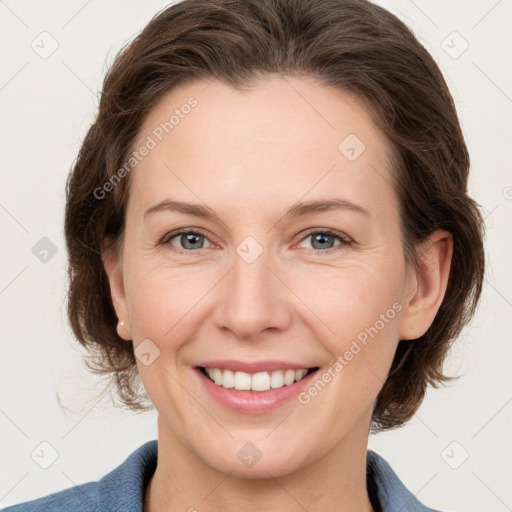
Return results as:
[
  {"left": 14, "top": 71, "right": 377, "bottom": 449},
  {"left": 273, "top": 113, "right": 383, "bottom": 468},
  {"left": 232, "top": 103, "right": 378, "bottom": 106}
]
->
[{"left": 213, "top": 245, "right": 293, "bottom": 340}]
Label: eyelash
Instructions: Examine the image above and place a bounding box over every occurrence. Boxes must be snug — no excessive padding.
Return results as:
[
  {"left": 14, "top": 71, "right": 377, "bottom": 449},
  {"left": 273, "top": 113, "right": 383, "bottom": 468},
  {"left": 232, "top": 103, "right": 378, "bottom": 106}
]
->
[{"left": 160, "top": 228, "right": 353, "bottom": 255}]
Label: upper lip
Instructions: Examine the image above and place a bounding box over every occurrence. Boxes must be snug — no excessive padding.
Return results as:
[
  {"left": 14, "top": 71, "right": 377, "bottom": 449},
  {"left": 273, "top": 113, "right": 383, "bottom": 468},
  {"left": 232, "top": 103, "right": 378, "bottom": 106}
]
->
[{"left": 195, "top": 360, "right": 318, "bottom": 374}]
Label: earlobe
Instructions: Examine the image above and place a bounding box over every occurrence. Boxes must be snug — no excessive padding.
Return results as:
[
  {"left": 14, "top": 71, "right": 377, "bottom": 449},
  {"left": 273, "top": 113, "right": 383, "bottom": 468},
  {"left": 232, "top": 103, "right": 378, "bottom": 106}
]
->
[
  {"left": 398, "top": 230, "right": 453, "bottom": 341},
  {"left": 116, "top": 319, "right": 131, "bottom": 341},
  {"left": 102, "top": 239, "right": 132, "bottom": 341}
]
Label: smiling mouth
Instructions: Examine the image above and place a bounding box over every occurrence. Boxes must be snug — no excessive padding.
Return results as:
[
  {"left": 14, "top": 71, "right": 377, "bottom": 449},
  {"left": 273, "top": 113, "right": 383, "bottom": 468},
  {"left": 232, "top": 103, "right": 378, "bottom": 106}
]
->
[{"left": 197, "top": 366, "right": 320, "bottom": 392}]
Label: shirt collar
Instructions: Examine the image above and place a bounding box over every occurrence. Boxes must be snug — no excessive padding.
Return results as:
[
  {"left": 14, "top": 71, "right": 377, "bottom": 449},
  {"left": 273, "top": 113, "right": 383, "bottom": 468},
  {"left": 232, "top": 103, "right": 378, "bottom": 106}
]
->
[
  {"left": 367, "top": 449, "right": 441, "bottom": 511},
  {"left": 98, "top": 440, "right": 157, "bottom": 511}
]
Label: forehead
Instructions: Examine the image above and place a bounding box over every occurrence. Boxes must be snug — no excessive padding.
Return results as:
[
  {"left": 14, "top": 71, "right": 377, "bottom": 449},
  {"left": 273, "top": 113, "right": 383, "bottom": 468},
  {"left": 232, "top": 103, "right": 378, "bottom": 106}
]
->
[{"left": 127, "top": 76, "right": 396, "bottom": 220}]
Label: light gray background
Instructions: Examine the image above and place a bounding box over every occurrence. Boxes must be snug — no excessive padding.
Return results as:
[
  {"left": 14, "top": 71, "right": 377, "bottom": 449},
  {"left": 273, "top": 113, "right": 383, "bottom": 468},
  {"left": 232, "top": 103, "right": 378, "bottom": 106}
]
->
[{"left": 1, "top": 1, "right": 511, "bottom": 510}]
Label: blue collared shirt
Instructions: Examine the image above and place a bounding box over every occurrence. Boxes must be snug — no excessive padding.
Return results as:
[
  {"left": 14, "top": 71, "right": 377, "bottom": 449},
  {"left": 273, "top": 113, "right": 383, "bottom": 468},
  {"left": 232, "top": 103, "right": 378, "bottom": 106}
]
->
[{"left": 2, "top": 440, "right": 443, "bottom": 511}]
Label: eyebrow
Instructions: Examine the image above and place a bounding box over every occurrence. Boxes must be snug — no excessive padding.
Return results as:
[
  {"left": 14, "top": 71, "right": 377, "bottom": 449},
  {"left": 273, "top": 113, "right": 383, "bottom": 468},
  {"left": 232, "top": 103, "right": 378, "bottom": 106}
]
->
[
  {"left": 144, "top": 199, "right": 223, "bottom": 222},
  {"left": 286, "top": 198, "right": 370, "bottom": 218},
  {"left": 143, "top": 197, "right": 370, "bottom": 221}
]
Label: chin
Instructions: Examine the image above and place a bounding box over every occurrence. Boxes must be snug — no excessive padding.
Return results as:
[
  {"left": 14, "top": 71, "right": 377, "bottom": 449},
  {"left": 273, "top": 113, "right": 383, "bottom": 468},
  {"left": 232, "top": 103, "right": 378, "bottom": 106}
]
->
[
  {"left": 213, "top": 453, "right": 304, "bottom": 480},
  {"left": 197, "top": 436, "right": 309, "bottom": 479}
]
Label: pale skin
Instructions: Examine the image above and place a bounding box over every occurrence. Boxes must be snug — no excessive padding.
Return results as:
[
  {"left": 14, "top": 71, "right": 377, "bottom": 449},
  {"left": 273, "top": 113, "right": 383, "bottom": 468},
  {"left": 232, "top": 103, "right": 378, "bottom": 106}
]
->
[{"left": 102, "top": 75, "right": 453, "bottom": 512}]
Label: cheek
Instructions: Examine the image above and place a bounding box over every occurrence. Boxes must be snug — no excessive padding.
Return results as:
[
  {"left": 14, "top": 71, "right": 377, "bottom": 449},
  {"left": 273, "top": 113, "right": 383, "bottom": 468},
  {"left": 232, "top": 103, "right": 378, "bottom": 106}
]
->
[
  {"left": 123, "top": 262, "right": 208, "bottom": 409},
  {"left": 291, "top": 257, "right": 405, "bottom": 343},
  {"left": 123, "top": 256, "right": 208, "bottom": 343}
]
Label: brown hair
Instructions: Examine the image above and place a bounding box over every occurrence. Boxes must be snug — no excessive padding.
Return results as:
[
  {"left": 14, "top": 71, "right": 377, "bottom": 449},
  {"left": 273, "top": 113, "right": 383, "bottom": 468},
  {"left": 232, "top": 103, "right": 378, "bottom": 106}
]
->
[{"left": 64, "top": 0, "right": 485, "bottom": 431}]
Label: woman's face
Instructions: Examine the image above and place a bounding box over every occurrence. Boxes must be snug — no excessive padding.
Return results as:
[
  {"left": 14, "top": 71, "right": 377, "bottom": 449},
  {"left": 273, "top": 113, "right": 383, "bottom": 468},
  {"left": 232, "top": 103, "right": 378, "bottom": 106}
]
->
[{"left": 104, "top": 76, "right": 423, "bottom": 477}]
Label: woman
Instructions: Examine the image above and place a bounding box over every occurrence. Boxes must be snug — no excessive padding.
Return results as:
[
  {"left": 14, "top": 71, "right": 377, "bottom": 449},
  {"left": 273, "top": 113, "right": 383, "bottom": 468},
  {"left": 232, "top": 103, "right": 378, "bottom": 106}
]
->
[{"left": 3, "top": 0, "right": 485, "bottom": 511}]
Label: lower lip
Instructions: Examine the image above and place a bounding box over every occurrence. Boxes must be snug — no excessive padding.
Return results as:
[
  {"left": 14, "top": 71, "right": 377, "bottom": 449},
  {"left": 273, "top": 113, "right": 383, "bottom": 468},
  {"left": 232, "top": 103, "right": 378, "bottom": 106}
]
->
[{"left": 195, "top": 367, "right": 319, "bottom": 414}]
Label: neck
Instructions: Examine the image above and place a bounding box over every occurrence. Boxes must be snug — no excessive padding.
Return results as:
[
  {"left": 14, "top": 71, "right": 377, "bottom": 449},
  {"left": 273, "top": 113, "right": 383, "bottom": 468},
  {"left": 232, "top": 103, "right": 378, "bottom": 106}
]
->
[{"left": 144, "top": 415, "right": 375, "bottom": 512}]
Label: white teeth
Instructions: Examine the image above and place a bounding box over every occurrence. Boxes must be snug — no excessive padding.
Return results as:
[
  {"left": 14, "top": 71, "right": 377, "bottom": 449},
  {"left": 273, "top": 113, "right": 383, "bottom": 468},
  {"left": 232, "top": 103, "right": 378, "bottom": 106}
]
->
[
  {"left": 234, "top": 371, "right": 251, "bottom": 390},
  {"left": 270, "top": 371, "right": 284, "bottom": 389},
  {"left": 284, "top": 369, "right": 296, "bottom": 385},
  {"left": 251, "top": 371, "right": 270, "bottom": 391},
  {"left": 212, "top": 368, "right": 222, "bottom": 386},
  {"left": 203, "top": 367, "right": 310, "bottom": 392},
  {"left": 222, "top": 369, "right": 235, "bottom": 388}
]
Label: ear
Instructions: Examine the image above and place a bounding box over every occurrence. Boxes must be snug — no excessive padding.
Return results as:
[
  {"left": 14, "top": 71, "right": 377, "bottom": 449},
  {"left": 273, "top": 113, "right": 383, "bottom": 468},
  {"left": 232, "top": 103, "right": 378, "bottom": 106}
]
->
[
  {"left": 102, "top": 237, "right": 132, "bottom": 341},
  {"left": 398, "top": 230, "right": 453, "bottom": 340}
]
